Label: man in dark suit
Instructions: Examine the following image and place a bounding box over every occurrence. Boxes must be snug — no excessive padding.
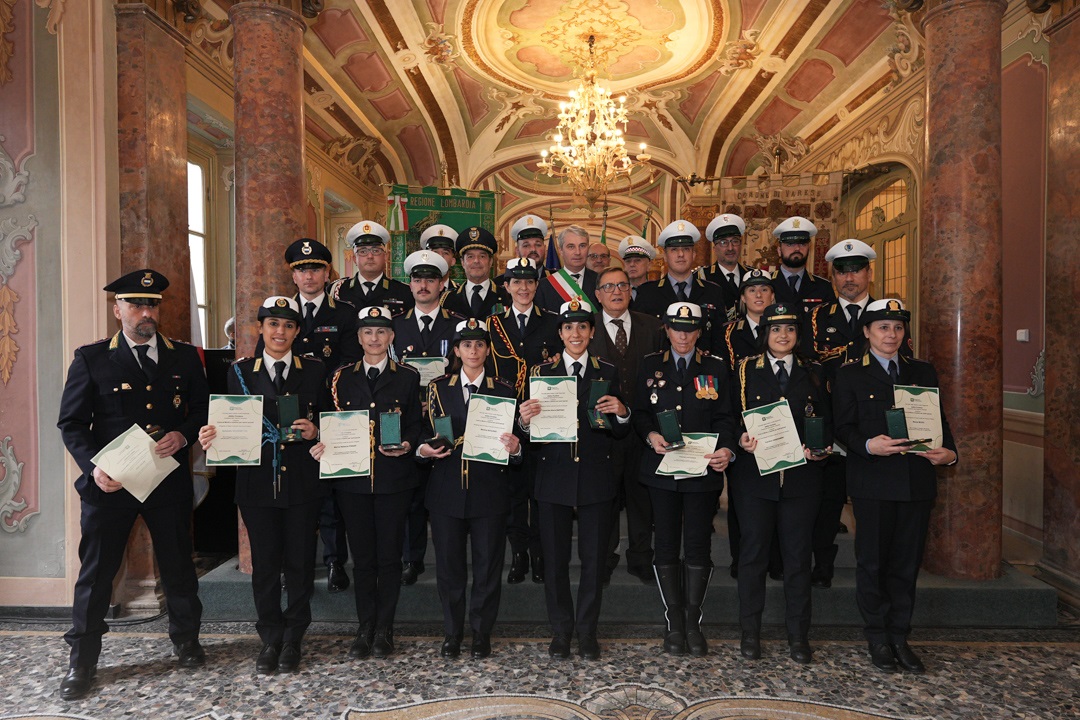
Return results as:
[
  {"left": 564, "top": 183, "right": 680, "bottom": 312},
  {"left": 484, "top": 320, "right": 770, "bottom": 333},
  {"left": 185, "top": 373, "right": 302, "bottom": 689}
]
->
[
  {"left": 633, "top": 219, "right": 727, "bottom": 356},
  {"left": 589, "top": 267, "right": 664, "bottom": 584},
  {"left": 535, "top": 225, "right": 599, "bottom": 311},
  {"left": 697, "top": 213, "right": 752, "bottom": 320},
  {"left": 769, "top": 215, "right": 836, "bottom": 318},
  {"left": 331, "top": 220, "right": 413, "bottom": 316},
  {"left": 442, "top": 226, "right": 504, "bottom": 319},
  {"left": 57, "top": 269, "right": 209, "bottom": 700},
  {"left": 832, "top": 299, "right": 957, "bottom": 674}
]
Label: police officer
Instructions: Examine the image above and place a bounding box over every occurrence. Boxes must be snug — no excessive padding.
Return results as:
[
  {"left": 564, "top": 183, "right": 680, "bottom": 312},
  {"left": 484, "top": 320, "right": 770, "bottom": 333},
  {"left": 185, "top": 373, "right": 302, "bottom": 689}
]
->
[
  {"left": 770, "top": 216, "right": 836, "bottom": 317},
  {"left": 487, "top": 257, "right": 559, "bottom": 584},
  {"left": 419, "top": 223, "right": 460, "bottom": 295},
  {"left": 417, "top": 319, "right": 523, "bottom": 659},
  {"left": 58, "top": 269, "right": 209, "bottom": 700},
  {"left": 519, "top": 300, "right": 631, "bottom": 661},
  {"left": 442, "top": 226, "right": 504, "bottom": 319},
  {"left": 633, "top": 302, "right": 738, "bottom": 657},
  {"left": 698, "top": 213, "right": 752, "bottom": 319},
  {"left": 732, "top": 303, "right": 831, "bottom": 664},
  {"left": 617, "top": 235, "right": 657, "bottom": 303},
  {"left": 633, "top": 220, "right": 727, "bottom": 356},
  {"left": 200, "top": 296, "right": 327, "bottom": 674},
  {"left": 832, "top": 299, "right": 957, "bottom": 674},
  {"left": 331, "top": 220, "right": 413, "bottom": 316},
  {"left": 319, "top": 306, "right": 423, "bottom": 659},
  {"left": 392, "top": 250, "right": 461, "bottom": 586},
  {"left": 497, "top": 213, "right": 551, "bottom": 290}
]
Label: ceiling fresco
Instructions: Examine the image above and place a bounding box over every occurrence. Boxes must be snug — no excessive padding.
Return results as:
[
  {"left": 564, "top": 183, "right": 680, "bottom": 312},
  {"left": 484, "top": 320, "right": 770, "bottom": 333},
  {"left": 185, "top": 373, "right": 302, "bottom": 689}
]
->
[{"left": 297, "top": 0, "right": 916, "bottom": 236}]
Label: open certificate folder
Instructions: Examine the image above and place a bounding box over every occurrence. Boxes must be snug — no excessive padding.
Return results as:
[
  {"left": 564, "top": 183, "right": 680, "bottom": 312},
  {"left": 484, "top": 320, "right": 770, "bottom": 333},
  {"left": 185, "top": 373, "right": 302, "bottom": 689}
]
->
[
  {"left": 656, "top": 433, "right": 718, "bottom": 479},
  {"left": 741, "top": 399, "right": 807, "bottom": 475},
  {"left": 893, "top": 385, "right": 943, "bottom": 451},
  {"left": 91, "top": 424, "right": 179, "bottom": 503},
  {"left": 462, "top": 394, "right": 516, "bottom": 465},
  {"left": 319, "top": 411, "right": 371, "bottom": 479},
  {"left": 206, "top": 394, "right": 263, "bottom": 466}
]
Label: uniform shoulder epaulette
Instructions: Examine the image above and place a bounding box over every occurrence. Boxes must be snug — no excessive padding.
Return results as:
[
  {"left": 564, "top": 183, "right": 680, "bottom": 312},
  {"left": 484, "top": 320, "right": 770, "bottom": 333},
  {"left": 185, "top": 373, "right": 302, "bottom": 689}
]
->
[
  {"left": 442, "top": 308, "right": 465, "bottom": 321},
  {"left": 642, "top": 350, "right": 665, "bottom": 360},
  {"left": 593, "top": 355, "right": 613, "bottom": 370},
  {"left": 231, "top": 355, "right": 255, "bottom": 367},
  {"left": 492, "top": 376, "right": 516, "bottom": 391},
  {"left": 431, "top": 372, "right": 453, "bottom": 384},
  {"left": 395, "top": 360, "right": 420, "bottom": 376},
  {"left": 89, "top": 334, "right": 117, "bottom": 351},
  {"left": 748, "top": 353, "right": 767, "bottom": 369},
  {"left": 299, "top": 355, "right": 323, "bottom": 366}
]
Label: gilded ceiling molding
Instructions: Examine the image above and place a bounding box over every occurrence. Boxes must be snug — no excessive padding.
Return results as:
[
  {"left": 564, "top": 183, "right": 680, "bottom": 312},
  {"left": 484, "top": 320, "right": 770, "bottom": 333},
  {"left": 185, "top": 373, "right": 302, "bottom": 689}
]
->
[
  {"left": 488, "top": 87, "right": 545, "bottom": 134},
  {"left": 754, "top": 134, "right": 809, "bottom": 172},
  {"left": 422, "top": 23, "right": 459, "bottom": 68},
  {"left": 324, "top": 135, "right": 381, "bottom": 178},
  {"left": 885, "top": 6, "right": 924, "bottom": 90},
  {"left": 0, "top": 435, "right": 37, "bottom": 532},
  {"left": 188, "top": 17, "right": 235, "bottom": 73},
  {"left": 718, "top": 30, "right": 761, "bottom": 76},
  {"left": 810, "top": 94, "right": 926, "bottom": 173},
  {"left": 33, "top": 0, "right": 64, "bottom": 35},
  {"left": 0, "top": 0, "right": 15, "bottom": 86}
]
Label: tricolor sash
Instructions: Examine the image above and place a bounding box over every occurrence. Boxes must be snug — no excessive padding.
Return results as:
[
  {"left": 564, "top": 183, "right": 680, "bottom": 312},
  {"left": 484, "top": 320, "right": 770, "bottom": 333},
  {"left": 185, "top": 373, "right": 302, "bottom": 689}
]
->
[{"left": 549, "top": 270, "right": 592, "bottom": 310}]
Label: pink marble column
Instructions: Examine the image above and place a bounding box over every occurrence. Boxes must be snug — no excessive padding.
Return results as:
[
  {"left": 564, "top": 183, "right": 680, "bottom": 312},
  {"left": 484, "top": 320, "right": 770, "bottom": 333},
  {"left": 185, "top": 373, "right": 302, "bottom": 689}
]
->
[
  {"left": 230, "top": 1, "right": 307, "bottom": 573},
  {"left": 115, "top": 4, "right": 191, "bottom": 341},
  {"left": 1041, "top": 8, "right": 1080, "bottom": 595},
  {"left": 918, "top": 0, "right": 1006, "bottom": 580}
]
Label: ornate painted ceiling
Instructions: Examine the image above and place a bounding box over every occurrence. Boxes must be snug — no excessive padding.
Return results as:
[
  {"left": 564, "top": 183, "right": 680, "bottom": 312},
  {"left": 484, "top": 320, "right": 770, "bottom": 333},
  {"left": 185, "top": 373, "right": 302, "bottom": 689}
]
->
[{"left": 296, "top": 0, "right": 918, "bottom": 236}]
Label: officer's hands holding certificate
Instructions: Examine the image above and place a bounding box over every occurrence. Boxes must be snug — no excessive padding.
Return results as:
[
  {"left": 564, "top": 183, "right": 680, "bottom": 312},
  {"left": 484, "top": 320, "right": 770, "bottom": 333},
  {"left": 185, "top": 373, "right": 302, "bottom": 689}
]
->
[
  {"left": 200, "top": 418, "right": 318, "bottom": 452},
  {"left": 740, "top": 432, "right": 832, "bottom": 462},
  {"left": 154, "top": 430, "right": 186, "bottom": 457},
  {"left": 915, "top": 446, "right": 957, "bottom": 466},
  {"left": 705, "top": 447, "right": 733, "bottom": 471},
  {"left": 519, "top": 398, "right": 542, "bottom": 427},
  {"left": 92, "top": 466, "right": 123, "bottom": 493}
]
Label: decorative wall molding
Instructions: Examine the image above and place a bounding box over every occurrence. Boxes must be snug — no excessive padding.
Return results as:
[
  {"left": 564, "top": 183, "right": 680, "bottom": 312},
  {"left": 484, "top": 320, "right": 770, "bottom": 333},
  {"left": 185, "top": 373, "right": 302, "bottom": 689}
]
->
[
  {"left": 0, "top": 436, "right": 37, "bottom": 532},
  {"left": 221, "top": 164, "right": 234, "bottom": 192},
  {"left": 34, "top": 0, "right": 64, "bottom": 35},
  {"left": 885, "top": 8, "right": 924, "bottom": 91},
  {"left": 488, "top": 87, "right": 545, "bottom": 134},
  {"left": 0, "top": 136, "right": 29, "bottom": 207},
  {"left": 423, "top": 23, "right": 459, "bottom": 67},
  {"left": 1028, "top": 348, "right": 1045, "bottom": 397},
  {"left": 188, "top": 17, "right": 234, "bottom": 73},
  {"left": 0, "top": 214, "right": 36, "bottom": 385},
  {"left": 0, "top": 0, "right": 16, "bottom": 87},
  {"left": 754, "top": 134, "right": 809, "bottom": 172},
  {"left": 810, "top": 94, "right": 925, "bottom": 172},
  {"left": 323, "top": 135, "right": 381, "bottom": 178},
  {"left": 717, "top": 30, "right": 761, "bottom": 76},
  {"left": 0, "top": 214, "right": 35, "bottom": 284}
]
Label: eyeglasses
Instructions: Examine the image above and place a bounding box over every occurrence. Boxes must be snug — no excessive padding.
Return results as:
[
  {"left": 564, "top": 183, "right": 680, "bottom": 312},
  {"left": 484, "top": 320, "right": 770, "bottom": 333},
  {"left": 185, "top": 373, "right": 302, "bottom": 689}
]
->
[
  {"left": 354, "top": 247, "right": 385, "bottom": 257},
  {"left": 587, "top": 253, "right": 611, "bottom": 261},
  {"left": 597, "top": 281, "right": 631, "bottom": 293},
  {"left": 713, "top": 238, "right": 742, "bottom": 247}
]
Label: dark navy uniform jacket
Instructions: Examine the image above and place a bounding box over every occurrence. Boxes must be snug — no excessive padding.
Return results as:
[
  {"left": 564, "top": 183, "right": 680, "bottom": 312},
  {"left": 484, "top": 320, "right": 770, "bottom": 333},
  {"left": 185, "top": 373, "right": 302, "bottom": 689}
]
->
[
  {"left": 331, "top": 274, "right": 414, "bottom": 317},
  {"left": 255, "top": 293, "right": 360, "bottom": 380},
  {"left": 487, "top": 305, "right": 561, "bottom": 396},
  {"left": 633, "top": 277, "right": 728, "bottom": 356},
  {"left": 770, "top": 269, "right": 835, "bottom": 318}
]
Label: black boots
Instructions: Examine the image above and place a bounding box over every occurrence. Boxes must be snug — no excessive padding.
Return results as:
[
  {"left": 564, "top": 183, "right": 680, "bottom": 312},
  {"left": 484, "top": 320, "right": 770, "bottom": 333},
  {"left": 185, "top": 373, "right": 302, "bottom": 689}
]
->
[
  {"left": 684, "top": 564, "right": 713, "bottom": 657},
  {"left": 654, "top": 564, "right": 687, "bottom": 655}
]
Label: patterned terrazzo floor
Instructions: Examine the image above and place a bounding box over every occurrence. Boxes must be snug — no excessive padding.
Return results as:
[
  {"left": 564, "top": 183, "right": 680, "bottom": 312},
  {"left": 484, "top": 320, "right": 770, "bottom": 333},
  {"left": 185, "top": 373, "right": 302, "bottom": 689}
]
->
[{"left": 1, "top": 618, "right": 1078, "bottom": 720}]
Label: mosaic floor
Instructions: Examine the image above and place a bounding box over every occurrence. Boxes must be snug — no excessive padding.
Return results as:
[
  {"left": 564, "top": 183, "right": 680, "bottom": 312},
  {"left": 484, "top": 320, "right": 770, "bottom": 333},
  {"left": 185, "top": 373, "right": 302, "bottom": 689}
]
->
[{"left": 0, "top": 618, "right": 1078, "bottom": 720}]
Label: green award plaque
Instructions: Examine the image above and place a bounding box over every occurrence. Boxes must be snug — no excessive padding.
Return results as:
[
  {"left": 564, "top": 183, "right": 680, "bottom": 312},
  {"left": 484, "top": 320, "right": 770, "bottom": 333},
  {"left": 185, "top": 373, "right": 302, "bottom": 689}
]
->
[
  {"left": 425, "top": 414, "right": 455, "bottom": 452},
  {"left": 885, "top": 407, "right": 909, "bottom": 440},
  {"left": 587, "top": 380, "right": 611, "bottom": 430},
  {"left": 277, "top": 394, "right": 302, "bottom": 443},
  {"left": 656, "top": 409, "right": 686, "bottom": 450},
  {"left": 379, "top": 411, "right": 405, "bottom": 450},
  {"left": 804, "top": 415, "right": 826, "bottom": 452}
]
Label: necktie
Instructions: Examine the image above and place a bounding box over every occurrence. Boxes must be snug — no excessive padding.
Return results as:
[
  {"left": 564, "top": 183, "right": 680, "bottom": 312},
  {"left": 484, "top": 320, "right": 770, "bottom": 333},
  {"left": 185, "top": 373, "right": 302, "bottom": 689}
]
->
[
  {"left": 675, "top": 281, "right": 688, "bottom": 301},
  {"left": 726, "top": 272, "right": 737, "bottom": 294},
  {"left": 571, "top": 273, "right": 581, "bottom": 284},
  {"left": 135, "top": 345, "right": 157, "bottom": 378},
  {"left": 847, "top": 304, "right": 860, "bottom": 334},
  {"left": 787, "top": 274, "right": 799, "bottom": 294},
  {"left": 420, "top": 315, "right": 432, "bottom": 347},
  {"left": 363, "top": 281, "right": 375, "bottom": 296},
  {"left": 518, "top": 313, "right": 528, "bottom": 335},
  {"left": 466, "top": 383, "right": 478, "bottom": 398},
  {"left": 470, "top": 285, "right": 483, "bottom": 316},
  {"left": 273, "top": 360, "right": 286, "bottom": 394},
  {"left": 611, "top": 318, "right": 628, "bottom": 356},
  {"left": 676, "top": 356, "right": 687, "bottom": 379},
  {"left": 751, "top": 324, "right": 758, "bottom": 340},
  {"left": 888, "top": 360, "right": 899, "bottom": 384},
  {"left": 571, "top": 360, "right": 582, "bottom": 378},
  {"left": 303, "top": 301, "right": 316, "bottom": 335},
  {"left": 367, "top": 365, "right": 379, "bottom": 391},
  {"left": 775, "top": 359, "right": 789, "bottom": 393}
]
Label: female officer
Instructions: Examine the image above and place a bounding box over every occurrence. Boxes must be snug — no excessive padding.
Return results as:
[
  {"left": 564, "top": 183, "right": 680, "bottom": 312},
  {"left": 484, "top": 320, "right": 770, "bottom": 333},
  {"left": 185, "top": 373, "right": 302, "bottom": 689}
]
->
[
  {"left": 417, "top": 318, "right": 522, "bottom": 659},
  {"left": 311, "top": 306, "right": 422, "bottom": 659},
  {"left": 733, "top": 303, "right": 831, "bottom": 664},
  {"left": 633, "top": 302, "right": 738, "bottom": 657},
  {"left": 518, "top": 299, "right": 630, "bottom": 661},
  {"left": 832, "top": 299, "right": 956, "bottom": 674},
  {"left": 198, "top": 296, "right": 326, "bottom": 674}
]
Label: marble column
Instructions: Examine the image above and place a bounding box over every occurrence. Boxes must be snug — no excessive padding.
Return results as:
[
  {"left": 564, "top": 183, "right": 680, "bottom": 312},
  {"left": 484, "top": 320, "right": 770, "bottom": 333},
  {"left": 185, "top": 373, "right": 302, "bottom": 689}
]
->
[
  {"left": 918, "top": 0, "right": 1006, "bottom": 580},
  {"left": 230, "top": 1, "right": 307, "bottom": 573},
  {"left": 1041, "top": 7, "right": 1080, "bottom": 598},
  {"left": 114, "top": 4, "right": 191, "bottom": 613}
]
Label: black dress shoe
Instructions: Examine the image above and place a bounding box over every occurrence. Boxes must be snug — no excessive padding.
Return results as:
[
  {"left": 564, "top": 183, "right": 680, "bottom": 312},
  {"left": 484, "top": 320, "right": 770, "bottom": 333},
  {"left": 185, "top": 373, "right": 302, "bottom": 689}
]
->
[
  {"left": 740, "top": 632, "right": 761, "bottom": 660},
  {"left": 507, "top": 552, "right": 529, "bottom": 584},
  {"left": 256, "top": 643, "right": 281, "bottom": 674},
  {"left": 440, "top": 636, "right": 462, "bottom": 658},
  {"left": 278, "top": 642, "right": 301, "bottom": 672},
  {"left": 372, "top": 629, "right": 395, "bottom": 658},
  {"left": 548, "top": 635, "right": 571, "bottom": 659},
  {"left": 471, "top": 632, "right": 492, "bottom": 659},
  {"left": 349, "top": 627, "right": 374, "bottom": 659},
  {"left": 531, "top": 555, "right": 545, "bottom": 584},
  {"left": 578, "top": 634, "right": 601, "bottom": 660},
  {"left": 327, "top": 562, "right": 349, "bottom": 593},
  {"left": 837, "top": 522, "right": 849, "bottom": 534},
  {"left": 891, "top": 642, "right": 926, "bottom": 673},
  {"left": 401, "top": 561, "right": 425, "bottom": 586},
  {"left": 174, "top": 639, "right": 207, "bottom": 668},
  {"left": 729, "top": 563, "right": 738, "bottom": 579},
  {"left": 789, "top": 639, "right": 812, "bottom": 664},
  {"left": 869, "top": 642, "right": 899, "bottom": 672},
  {"left": 59, "top": 666, "right": 96, "bottom": 701},
  {"left": 810, "top": 568, "right": 832, "bottom": 589},
  {"left": 627, "top": 565, "right": 653, "bottom": 584}
]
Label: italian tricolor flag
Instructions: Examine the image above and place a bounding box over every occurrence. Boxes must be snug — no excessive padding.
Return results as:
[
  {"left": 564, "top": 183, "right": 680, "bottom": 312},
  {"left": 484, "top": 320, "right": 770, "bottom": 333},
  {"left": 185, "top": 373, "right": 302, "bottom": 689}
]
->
[{"left": 386, "top": 194, "right": 409, "bottom": 232}]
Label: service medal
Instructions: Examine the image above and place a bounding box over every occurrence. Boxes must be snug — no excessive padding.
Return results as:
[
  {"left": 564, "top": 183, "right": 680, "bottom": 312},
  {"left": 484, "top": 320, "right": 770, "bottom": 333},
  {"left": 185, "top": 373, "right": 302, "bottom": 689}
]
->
[
  {"left": 805, "top": 402, "right": 815, "bottom": 417},
  {"left": 655, "top": 371, "right": 663, "bottom": 379},
  {"left": 323, "top": 345, "right": 332, "bottom": 357},
  {"left": 827, "top": 327, "right": 837, "bottom": 334},
  {"left": 647, "top": 379, "right": 654, "bottom": 388},
  {"left": 658, "top": 380, "right": 666, "bottom": 388},
  {"left": 650, "top": 392, "right": 659, "bottom": 404},
  {"left": 173, "top": 394, "right": 181, "bottom": 409}
]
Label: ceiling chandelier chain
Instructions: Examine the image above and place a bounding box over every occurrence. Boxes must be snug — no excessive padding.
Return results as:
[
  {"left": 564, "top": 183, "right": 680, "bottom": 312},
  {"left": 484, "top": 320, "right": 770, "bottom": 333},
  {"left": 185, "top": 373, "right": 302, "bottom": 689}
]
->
[{"left": 537, "top": 34, "right": 651, "bottom": 212}]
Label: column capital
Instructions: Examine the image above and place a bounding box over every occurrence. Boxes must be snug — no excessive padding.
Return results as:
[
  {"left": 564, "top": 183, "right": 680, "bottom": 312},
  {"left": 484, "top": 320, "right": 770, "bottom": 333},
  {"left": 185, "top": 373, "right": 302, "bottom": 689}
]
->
[{"left": 227, "top": 0, "right": 307, "bottom": 27}]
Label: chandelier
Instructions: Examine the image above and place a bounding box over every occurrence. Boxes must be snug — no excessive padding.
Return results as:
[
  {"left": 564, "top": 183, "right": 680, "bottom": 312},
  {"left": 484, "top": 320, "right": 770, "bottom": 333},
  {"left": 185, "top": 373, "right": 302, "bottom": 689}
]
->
[{"left": 537, "top": 35, "right": 651, "bottom": 212}]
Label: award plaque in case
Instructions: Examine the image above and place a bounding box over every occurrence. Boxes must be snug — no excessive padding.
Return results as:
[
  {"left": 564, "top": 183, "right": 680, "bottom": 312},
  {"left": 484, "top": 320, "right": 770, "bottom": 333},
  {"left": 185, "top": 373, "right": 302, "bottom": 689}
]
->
[
  {"left": 804, "top": 415, "right": 826, "bottom": 452},
  {"left": 379, "top": 411, "right": 405, "bottom": 450},
  {"left": 587, "top": 380, "right": 611, "bottom": 430},
  {"left": 885, "top": 407, "right": 909, "bottom": 440},
  {"left": 277, "top": 394, "right": 302, "bottom": 443},
  {"left": 425, "top": 414, "right": 455, "bottom": 452},
  {"left": 656, "top": 409, "right": 686, "bottom": 450}
]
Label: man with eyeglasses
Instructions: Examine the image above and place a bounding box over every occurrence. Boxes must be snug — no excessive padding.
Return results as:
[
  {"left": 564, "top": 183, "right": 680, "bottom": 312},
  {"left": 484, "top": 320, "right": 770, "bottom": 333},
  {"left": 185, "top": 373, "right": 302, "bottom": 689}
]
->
[
  {"left": 536, "top": 225, "right": 599, "bottom": 312},
  {"left": 589, "top": 267, "right": 664, "bottom": 585},
  {"left": 331, "top": 220, "right": 414, "bottom": 316},
  {"left": 769, "top": 216, "right": 835, "bottom": 317},
  {"left": 617, "top": 235, "right": 656, "bottom": 303},
  {"left": 419, "top": 224, "right": 461, "bottom": 296},
  {"left": 586, "top": 243, "right": 612, "bottom": 274},
  {"left": 442, "top": 226, "right": 504, "bottom": 319},
  {"left": 697, "top": 214, "right": 752, "bottom": 320}
]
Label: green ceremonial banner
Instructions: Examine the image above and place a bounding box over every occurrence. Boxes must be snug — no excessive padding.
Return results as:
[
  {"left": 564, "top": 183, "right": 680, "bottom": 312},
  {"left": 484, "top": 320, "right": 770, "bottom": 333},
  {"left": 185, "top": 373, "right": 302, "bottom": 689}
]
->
[{"left": 387, "top": 185, "right": 498, "bottom": 283}]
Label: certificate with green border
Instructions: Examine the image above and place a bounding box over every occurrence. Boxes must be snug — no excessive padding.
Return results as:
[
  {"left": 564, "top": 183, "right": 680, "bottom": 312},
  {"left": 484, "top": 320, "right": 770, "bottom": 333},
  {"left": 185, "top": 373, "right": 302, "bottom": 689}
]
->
[
  {"left": 206, "top": 394, "right": 263, "bottom": 466},
  {"left": 404, "top": 357, "right": 448, "bottom": 388},
  {"left": 528, "top": 375, "right": 577, "bottom": 442},
  {"left": 893, "top": 385, "right": 943, "bottom": 451},
  {"left": 741, "top": 399, "right": 807, "bottom": 475},
  {"left": 656, "top": 432, "right": 718, "bottom": 478},
  {"left": 319, "top": 410, "right": 371, "bottom": 479},
  {"left": 462, "top": 394, "right": 516, "bottom": 465},
  {"left": 91, "top": 423, "right": 180, "bottom": 502}
]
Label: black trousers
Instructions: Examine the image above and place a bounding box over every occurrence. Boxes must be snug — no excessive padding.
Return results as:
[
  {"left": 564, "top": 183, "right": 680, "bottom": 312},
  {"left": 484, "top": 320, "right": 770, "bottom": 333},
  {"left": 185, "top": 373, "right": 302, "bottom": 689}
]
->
[
  {"left": 401, "top": 465, "right": 431, "bottom": 564},
  {"left": 811, "top": 454, "right": 847, "bottom": 561},
  {"left": 539, "top": 499, "right": 614, "bottom": 638},
  {"left": 336, "top": 489, "right": 411, "bottom": 629},
  {"left": 240, "top": 500, "right": 321, "bottom": 646},
  {"left": 851, "top": 497, "right": 934, "bottom": 645},
  {"left": 506, "top": 452, "right": 542, "bottom": 559},
  {"left": 605, "top": 437, "right": 653, "bottom": 571},
  {"left": 734, "top": 491, "right": 820, "bottom": 639},
  {"left": 429, "top": 512, "right": 507, "bottom": 638},
  {"left": 65, "top": 502, "right": 202, "bottom": 667},
  {"left": 648, "top": 486, "right": 720, "bottom": 567},
  {"left": 318, "top": 493, "right": 348, "bottom": 566}
]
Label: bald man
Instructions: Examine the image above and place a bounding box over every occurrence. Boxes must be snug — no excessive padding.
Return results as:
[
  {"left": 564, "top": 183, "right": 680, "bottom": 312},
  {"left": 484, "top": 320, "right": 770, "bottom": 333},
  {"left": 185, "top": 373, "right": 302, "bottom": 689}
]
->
[{"left": 586, "top": 243, "right": 613, "bottom": 274}]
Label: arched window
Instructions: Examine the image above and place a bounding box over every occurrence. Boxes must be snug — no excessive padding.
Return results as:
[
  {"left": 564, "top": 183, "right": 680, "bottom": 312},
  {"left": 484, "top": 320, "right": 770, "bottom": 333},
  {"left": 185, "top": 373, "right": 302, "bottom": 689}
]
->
[{"left": 847, "top": 171, "right": 916, "bottom": 305}]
